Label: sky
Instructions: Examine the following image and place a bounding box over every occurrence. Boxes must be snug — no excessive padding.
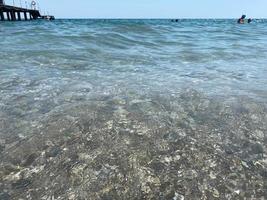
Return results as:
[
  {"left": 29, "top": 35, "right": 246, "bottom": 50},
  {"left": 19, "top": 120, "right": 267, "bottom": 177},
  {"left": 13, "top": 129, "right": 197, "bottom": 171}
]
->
[{"left": 4, "top": 0, "right": 267, "bottom": 19}]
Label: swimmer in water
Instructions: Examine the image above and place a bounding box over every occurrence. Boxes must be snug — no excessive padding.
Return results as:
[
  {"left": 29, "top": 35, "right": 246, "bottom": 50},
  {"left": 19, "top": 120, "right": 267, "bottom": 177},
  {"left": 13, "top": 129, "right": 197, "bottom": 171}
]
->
[
  {"left": 171, "top": 19, "right": 179, "bottom": 22},
  {"left": 237, "top": 15, "right": 246, "bottom": 24}
]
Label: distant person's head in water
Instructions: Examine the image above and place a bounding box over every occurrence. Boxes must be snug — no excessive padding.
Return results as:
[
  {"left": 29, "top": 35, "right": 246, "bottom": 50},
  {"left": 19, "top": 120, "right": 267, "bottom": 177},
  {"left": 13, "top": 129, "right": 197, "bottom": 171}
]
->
[
  {"left": 238, "top": 15, "right": 246, "bottom": 24},
  {"left": 248, "top": 18, "right": 252, "bottom": 23}
]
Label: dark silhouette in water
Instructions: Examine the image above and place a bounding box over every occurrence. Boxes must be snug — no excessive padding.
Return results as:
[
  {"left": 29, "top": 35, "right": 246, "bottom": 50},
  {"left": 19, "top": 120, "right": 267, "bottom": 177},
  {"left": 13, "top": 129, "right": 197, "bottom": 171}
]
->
[
  {"left": 238, "top": 15, "right": 246, "bottom": 24},
  {"left": 248, "top": 18, "right": 252, "bottom": 23},
  {"left": 171, "top": 19, "right": 179, "bottom": 22}
]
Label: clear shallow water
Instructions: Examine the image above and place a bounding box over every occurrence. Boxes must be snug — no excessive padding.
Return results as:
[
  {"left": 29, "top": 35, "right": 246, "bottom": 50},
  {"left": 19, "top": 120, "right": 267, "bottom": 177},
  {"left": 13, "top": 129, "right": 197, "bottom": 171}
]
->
[{"left": 0, "top": 20, "right": 267, "bottom": 199}]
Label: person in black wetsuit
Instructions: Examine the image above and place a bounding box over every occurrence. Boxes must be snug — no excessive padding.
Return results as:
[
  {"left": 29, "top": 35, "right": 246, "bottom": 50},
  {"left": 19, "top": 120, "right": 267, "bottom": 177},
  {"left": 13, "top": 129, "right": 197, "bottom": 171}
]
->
[
  {"left": 248, "top": 18, "right": 252, "bottom": 23},
  {"left": 237, "top": 15, "right": 246, "bottom": 24}
]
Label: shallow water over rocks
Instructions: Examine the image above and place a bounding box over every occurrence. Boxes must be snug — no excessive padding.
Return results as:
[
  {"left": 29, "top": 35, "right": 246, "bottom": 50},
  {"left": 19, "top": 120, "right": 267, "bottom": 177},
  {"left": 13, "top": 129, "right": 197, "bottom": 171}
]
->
[{"left": 0, "top": 90, "right": 266, "bottom": 199}]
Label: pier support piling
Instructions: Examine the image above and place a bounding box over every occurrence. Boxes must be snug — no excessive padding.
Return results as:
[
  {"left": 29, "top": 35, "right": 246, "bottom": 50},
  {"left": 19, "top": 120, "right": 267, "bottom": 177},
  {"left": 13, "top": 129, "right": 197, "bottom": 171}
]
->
[
  {"left": 17, "top": 12, "right": 21, "bottom": 20},
  {"left": 11, "top": 11, "right": 16, "bottom": 20},
  {"left": 24, "top": 11, "right": 27, "bottom": 20},
  {"left": 0, "top": 11, "right": 4, "bottom": 21},
  {"left": 7, "top": 11, "right": 10, "bottom": 20}
]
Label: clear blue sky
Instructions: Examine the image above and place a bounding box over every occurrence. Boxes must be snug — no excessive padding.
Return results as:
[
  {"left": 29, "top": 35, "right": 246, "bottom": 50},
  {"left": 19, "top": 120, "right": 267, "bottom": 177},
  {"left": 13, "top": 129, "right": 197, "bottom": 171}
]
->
[{"left": 5, "top": 0, "right": 267, "bottom": 18}]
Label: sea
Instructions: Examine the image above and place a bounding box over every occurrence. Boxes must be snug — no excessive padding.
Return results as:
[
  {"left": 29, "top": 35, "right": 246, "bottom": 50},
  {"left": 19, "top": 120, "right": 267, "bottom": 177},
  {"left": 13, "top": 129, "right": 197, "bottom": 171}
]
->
[{"left": 0, "top": 19, "right": 266, "bottom": 199}]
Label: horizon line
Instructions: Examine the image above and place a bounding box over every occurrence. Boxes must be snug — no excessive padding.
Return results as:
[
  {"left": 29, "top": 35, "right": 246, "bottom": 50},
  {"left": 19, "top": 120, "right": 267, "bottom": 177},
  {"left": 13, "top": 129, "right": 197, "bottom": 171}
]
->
[{"left": 54, "top": 17, "right": 266, "bottom": 20}]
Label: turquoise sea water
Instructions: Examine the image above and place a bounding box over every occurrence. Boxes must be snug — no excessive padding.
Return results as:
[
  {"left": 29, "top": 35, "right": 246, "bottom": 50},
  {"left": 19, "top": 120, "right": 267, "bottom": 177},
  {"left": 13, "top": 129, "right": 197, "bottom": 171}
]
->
[
  {"left": 1, "top": 19, "right": 267, "bottom": 101},
  {"left": 0, "top": 20, "right": 267, "bottom": 199}
]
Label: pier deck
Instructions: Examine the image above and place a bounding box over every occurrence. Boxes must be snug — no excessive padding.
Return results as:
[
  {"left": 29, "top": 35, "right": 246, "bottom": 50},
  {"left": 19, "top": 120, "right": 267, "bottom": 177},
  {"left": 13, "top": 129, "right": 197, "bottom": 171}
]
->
[{"left": 0, "top": 4, "right": 53, "bottom": 21}]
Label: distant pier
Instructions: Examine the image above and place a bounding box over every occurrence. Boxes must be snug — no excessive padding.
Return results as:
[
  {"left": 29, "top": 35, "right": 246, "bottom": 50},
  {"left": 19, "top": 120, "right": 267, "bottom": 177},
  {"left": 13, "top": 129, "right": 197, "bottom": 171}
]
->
[{"left": 0, "top": 0, "right": 54, "bottom": 21}]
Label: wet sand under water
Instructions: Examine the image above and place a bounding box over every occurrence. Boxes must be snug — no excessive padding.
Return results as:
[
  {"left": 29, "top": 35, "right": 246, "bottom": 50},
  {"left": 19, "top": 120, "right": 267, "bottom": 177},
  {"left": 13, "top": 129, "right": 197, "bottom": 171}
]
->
[{"left": 0, "top": 90, "right": 266, "bottom": 199}]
